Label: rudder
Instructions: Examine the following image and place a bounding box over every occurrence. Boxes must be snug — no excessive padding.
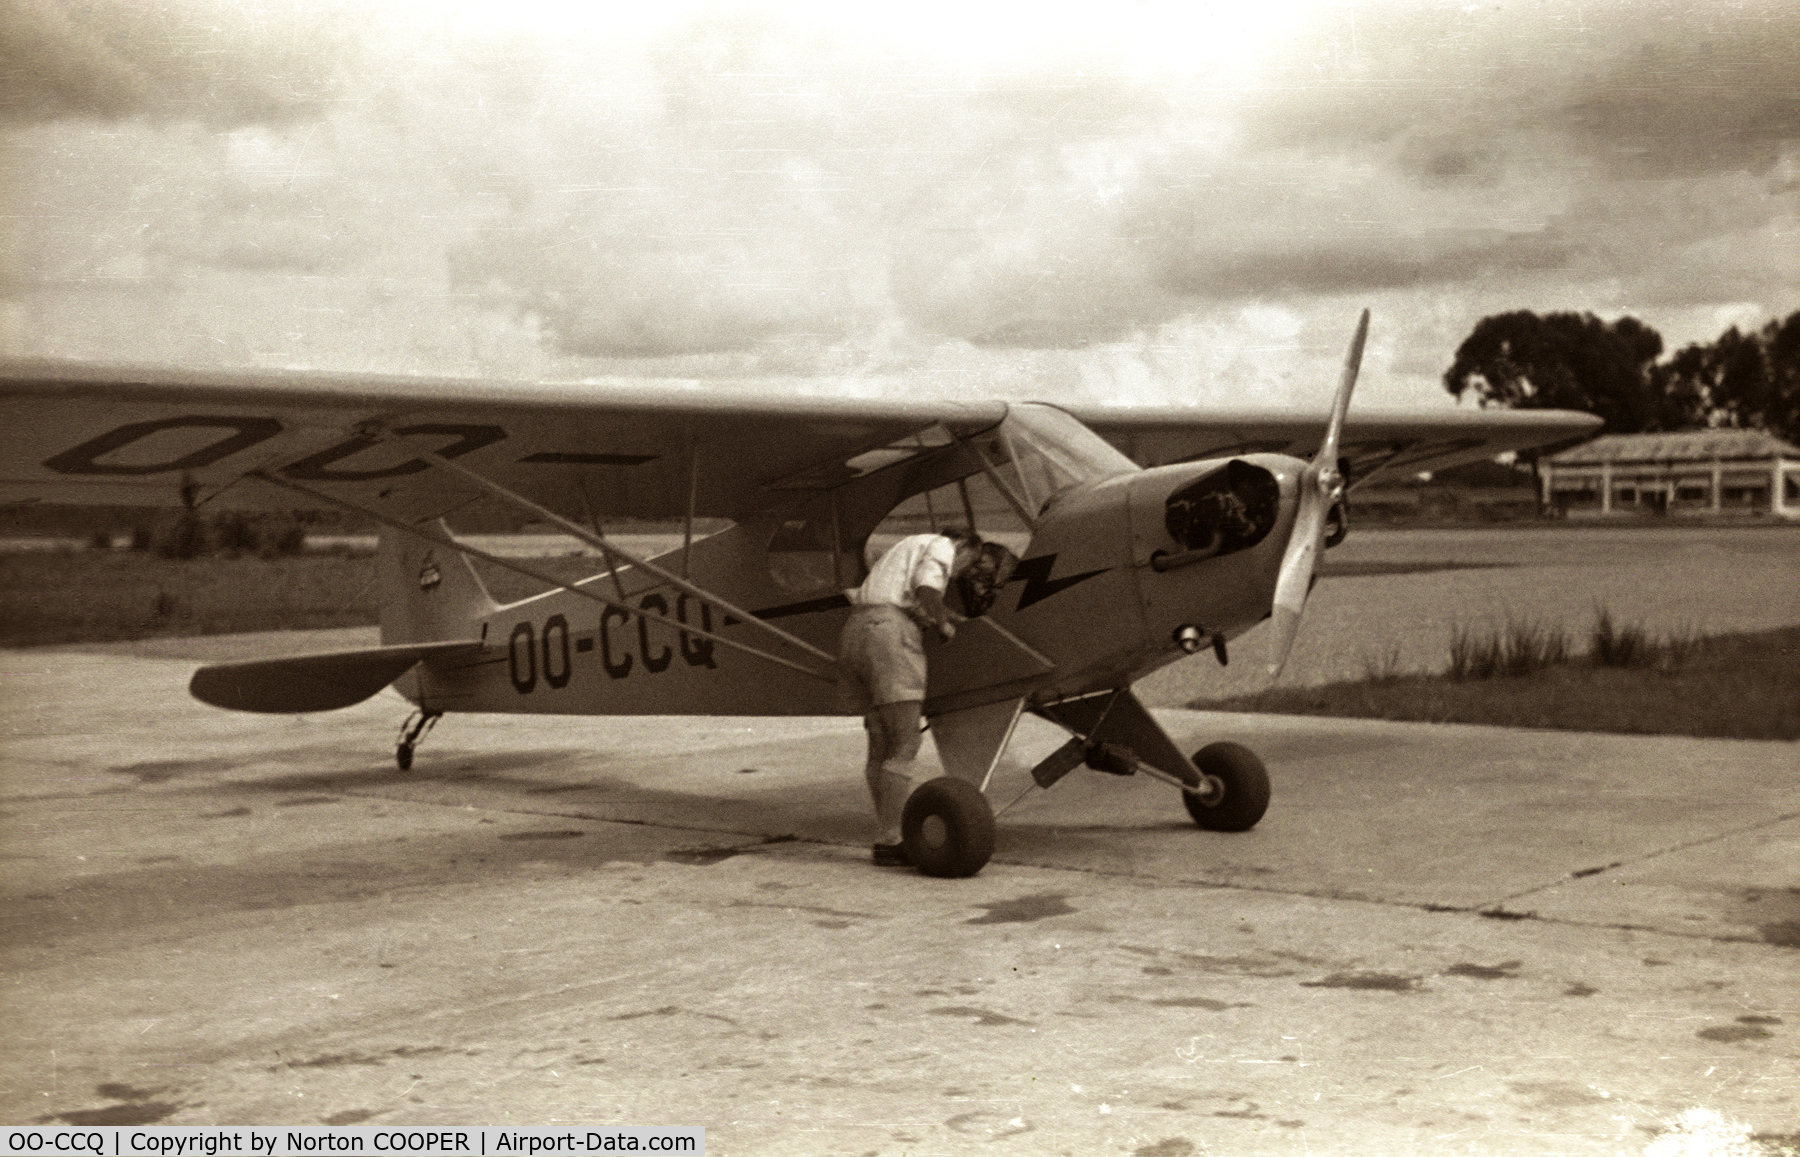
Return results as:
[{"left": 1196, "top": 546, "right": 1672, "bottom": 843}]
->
[{"left": 378, "top": 521, "right": 498, "bottom": 646}]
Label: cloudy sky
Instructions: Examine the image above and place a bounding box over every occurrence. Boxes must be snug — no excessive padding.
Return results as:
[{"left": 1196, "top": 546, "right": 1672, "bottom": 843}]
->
[{"left": 2, "top": 0, "right": 1796, "bottom": 410}]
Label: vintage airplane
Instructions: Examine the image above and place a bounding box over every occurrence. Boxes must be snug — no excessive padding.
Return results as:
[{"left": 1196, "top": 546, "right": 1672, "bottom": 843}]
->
[{"left": 0, "top": 313, "right": 1598, "bottom": 877}]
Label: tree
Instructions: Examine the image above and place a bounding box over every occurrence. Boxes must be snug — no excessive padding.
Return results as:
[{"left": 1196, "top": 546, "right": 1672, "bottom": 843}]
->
[
  {"left": 1442, "top": 310, "right": 1677, "bottom": 433},
  {"left": 1768, "top": 312, "right": 1800, "bottom": 444},
  {"left": 1444, "top": 310, "right": 1677, "bottom": 518},
  {"left": 1659, "top": 311, "right": 1800, "bottom": 443},
  {"left": 1449, "top": 308, "right": 1800, "bottom": 442}
]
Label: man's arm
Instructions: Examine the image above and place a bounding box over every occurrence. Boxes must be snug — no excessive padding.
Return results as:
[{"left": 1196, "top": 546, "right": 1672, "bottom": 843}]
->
[{"left": 912, "top": 584, "right": 964, "bottom": 641}]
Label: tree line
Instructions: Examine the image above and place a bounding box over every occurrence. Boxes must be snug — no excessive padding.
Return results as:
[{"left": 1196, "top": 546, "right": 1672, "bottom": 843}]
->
[{"left": 1443, "top": 309, "right": 1800, "bottom": 443}]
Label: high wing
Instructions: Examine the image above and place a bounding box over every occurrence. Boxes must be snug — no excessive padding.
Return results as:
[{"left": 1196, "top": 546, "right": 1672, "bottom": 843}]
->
[
  {"left": 0, "top": 358, "right": 1599, "bottom": 522},
  {"left": 0, "top": 359, "right": 1008, "bottom": 523},
  {"left": 1073, "top": 406, "right": 1601, "bottom": 488}
]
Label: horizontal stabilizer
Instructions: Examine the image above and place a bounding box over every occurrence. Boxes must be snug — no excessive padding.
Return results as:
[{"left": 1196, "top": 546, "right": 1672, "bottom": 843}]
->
[{"left": 189, "top": 639, "right": 482, "bottom": 714}]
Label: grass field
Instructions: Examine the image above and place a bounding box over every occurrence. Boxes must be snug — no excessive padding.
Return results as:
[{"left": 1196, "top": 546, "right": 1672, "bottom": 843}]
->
[
  {"left": 0, "top": 547, "right": 597, "bottom": 647},
  {"left": 1190, "top": 622, "right": 1800, "bottom": 741},
  {"left": 1, "top": 550, "right": 380, "bottom": 647}
]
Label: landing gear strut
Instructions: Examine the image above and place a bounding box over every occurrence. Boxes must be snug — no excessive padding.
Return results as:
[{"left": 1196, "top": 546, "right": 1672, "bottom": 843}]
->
[{"left": 395, "top": 709, "right": 441, "bottom": 771}]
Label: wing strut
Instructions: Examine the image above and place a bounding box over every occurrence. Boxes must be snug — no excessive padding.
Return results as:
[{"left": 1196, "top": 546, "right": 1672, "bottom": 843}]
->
[
  {"left": 399, "top": 442, "right": 838, "bottom": 668},
  {"left": 250, "top": 470, "right": 839, "bottom": 684}
]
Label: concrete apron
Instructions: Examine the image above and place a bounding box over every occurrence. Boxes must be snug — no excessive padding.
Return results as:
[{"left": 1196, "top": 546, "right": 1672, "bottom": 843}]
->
[{"left": 2, "top": 648, "right": 1795, "bottom": 1154}]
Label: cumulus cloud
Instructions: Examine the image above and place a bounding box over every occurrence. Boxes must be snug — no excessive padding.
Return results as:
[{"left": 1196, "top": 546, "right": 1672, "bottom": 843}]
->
[
  {"left": 3, "top": 0, "right": 1794, "bottom": 398},
  {"left": 0, "top": 0, "right": 352, "bottom": 126},
  {"left": 451, "top": 213, "right": 870, "bottom": 358},
  {"left": 1552, "top": 6, "right": 1800, "bottom": 179},
  {"left": 1230, "top": 1, "right": 1800, "bottom": 176}
]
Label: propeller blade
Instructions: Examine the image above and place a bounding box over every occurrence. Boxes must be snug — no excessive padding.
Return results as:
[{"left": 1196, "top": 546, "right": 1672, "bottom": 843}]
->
[
  {"left": 1266, "top": 480, "right": 1326, "bottom": 677},
  {"left": 1265, "top": 310, "right": 1369, "bottom": 679},
  {"left": 1317, "top": 308, "right": 1369, "bottom": 477}
]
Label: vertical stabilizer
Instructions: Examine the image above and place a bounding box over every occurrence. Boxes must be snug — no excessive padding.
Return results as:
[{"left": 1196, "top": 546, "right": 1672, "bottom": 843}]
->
[{"left": 377, "top": 522, "right": 497, "bottom": 646}]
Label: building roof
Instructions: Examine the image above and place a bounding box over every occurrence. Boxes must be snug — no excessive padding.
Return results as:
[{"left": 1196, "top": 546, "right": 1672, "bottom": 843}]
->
[{"left": 1549, "top": 429, "right": 1800, "bottom": 465}]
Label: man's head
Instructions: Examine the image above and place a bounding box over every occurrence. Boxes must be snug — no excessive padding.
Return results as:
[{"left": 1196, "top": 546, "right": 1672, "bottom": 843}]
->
[{"left": 940, "top": 526, "right": 983, "bottom": 575}]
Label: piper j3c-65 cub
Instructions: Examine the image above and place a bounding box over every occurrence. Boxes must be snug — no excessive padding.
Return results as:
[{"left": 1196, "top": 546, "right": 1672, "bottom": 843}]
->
[{"left": 0, "top": 313, "right": 1597, "bottom": 877}]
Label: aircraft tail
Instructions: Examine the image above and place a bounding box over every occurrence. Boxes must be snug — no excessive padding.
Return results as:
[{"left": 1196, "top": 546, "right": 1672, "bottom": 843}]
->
[{"left": 377, "top": 522, "right": 498, "bottom": 645}]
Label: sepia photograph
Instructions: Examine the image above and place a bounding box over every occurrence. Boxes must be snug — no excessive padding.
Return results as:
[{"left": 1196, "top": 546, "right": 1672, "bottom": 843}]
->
[{"left": 2, "top": 0, "right": 1796, "bottom": 1152}]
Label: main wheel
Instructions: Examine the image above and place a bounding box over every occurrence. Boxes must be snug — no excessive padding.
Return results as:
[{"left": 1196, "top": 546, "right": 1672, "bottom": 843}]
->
[
  {"left": 396, "top": 744, "right": 414, "bottom": 771},
  {"left": 1182, "top": 742, "right": 1270, "bottom": 832},
  {"left": 902, "top": 777, "right": 996, "bottom": 878}
]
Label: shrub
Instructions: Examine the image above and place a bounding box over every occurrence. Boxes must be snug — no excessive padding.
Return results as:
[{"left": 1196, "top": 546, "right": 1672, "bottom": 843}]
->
[
  {"left": 1591, "top": 606, "right": 1649, "bottom": 667},
  {"left": 153, "top": 512, "right": 209, "bottom": 559},
  {"left": 144, "top": 511, "right": 309, "bottom": 559},
  {"left": 1449, "top": 617, "right": 1568, "bottom": 680},
  {"left": 212, "top": 512, "right": 261, "bottom": 556},
  {"left": 1658, "top": 625, "right": 1702, "bottom": 673},
  {"left": 259, "top": 516, "right": 307, "bottom": 558},
  {"left": 1590, "top": 607, "right": 1702, "bottom": 673},
  {"left": 1360, "top": 641, "right": 1405, "bottom": 683}
]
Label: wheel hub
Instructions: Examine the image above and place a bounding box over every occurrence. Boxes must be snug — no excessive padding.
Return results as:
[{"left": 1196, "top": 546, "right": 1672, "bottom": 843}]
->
[{"left": 1190, "top": 774, "right": 1226, "bottom": 807}]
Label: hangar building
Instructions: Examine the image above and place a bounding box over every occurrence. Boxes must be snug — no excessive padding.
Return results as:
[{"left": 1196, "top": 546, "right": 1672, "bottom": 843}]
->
[{"left": 1542, "top": 429, "right": 1800, "bottom": 519}]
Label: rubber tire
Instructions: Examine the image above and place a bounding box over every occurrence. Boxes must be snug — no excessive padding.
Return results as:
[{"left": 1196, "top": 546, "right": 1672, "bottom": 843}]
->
[
  {"left": 902, "top": 777, "right": 996, "bottom": 878},
  {"left": 1183, "top": 742, "right": 1270, "bottom": 832},
  {"left": 396, "top": 744, "right": 414, "bottom": 771}
]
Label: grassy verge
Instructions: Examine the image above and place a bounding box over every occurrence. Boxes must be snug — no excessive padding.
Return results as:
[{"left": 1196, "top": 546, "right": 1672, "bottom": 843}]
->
[
  {"left": 0, "top": 548, "right": 610, "bottom": 647},
  {"left": 0, "top": 550, "right": 382, "bottom": 647},
  {"left": 10, "top": 549, "right": 1797, "bottom": 742},
  {"left": 1191, "top": 622, "right": 1800, "bottom": 741}
]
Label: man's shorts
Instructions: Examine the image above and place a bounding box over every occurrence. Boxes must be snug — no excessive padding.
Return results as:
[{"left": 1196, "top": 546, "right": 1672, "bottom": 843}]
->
[{"left": 838, "top": 604, "right": 926, "bottom": 714}]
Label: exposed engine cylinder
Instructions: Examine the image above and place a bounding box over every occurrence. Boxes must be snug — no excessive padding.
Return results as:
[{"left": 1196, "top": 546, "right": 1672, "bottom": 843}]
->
[{"left": 1163, "top": 458, "right": 1280, "bottom": 559}]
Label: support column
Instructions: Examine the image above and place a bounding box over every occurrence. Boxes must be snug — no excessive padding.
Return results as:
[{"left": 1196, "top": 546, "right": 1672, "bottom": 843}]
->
[
  {"left": 1600, "top": 460, "right": 1612, "bottom": 514},
  {"left": 1711, "top": 459, "right": 1723, "bottom": 513},
  {"left": 1776, "top": 458, "right": 1791, "bottom": 518}
]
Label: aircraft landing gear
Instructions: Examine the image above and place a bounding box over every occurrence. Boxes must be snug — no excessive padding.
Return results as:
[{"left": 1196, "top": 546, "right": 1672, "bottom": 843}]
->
[
  {"left": 395, "top": 709, "right": 442, "bottom": 771},
  {"left": 902, "top": 777, "right": 996, "bottom": 878},
  {"left": 1181, "top": 742, "right": 1270, "bottom": 831}
]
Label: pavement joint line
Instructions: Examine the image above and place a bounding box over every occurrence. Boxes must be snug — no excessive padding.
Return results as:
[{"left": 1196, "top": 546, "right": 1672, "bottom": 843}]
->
[
  {"left": 332, "top": 784, "right": 805, "bottom": 842},
  {"left": 137, "top": 781, "right": 1796, "bottom": 951},
  {"left": 1486, "top": 808, "right": 1800, "bottom": 910},
  {"left": 981, "top": 854, "right": 1800, "bottom": 950},
  {"left": 18, "top": 764, "right": 1796, "bottom": 952}
]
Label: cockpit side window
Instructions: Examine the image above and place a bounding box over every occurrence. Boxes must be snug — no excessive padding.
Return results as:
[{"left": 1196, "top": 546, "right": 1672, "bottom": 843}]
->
[
  {"left": 765, "top": 499, "right": 850, "bottom": 594},
  {"left": 861, "top": 471, "right": 1028, "bottom": 617},
  {"left": 997, "top": 404, "right": 1139, "bottom": 514}
]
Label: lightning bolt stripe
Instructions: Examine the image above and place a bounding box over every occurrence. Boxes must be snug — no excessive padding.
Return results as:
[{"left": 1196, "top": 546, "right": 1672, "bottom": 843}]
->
[{"left": 1011, "top": 553, "right": 1109, "bottom": 611}]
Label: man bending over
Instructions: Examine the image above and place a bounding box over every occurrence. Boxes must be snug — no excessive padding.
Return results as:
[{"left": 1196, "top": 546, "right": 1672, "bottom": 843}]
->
[{"left": 838, "top": 527, "right": 982, "bottom": 867}]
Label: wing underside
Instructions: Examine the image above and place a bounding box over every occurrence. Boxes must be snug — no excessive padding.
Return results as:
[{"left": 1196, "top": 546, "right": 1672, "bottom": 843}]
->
[
  {"left": 0, "top": 360, "right": 1009, "bottom": 524},
  {"left": 1, "top": 359, "right": 1600, "bottom": 524},
  {"left": 1076, "top": 406, "right": 1601, "bottom": 488}
]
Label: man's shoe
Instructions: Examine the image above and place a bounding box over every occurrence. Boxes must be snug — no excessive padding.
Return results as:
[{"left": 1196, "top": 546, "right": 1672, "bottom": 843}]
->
[{"left": 872, "top": 842, "right": 911, "bottom": 867}]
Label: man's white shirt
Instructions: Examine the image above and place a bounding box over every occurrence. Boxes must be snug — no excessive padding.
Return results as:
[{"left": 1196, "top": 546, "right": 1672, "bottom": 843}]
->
[{"left": 849, "top": 534, "right": 956, "bottom": 611}]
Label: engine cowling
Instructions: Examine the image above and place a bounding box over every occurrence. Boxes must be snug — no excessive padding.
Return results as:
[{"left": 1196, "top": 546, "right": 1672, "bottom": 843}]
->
[{"left": 1126, "top": 454, "right": 1307, "bottom": 658}]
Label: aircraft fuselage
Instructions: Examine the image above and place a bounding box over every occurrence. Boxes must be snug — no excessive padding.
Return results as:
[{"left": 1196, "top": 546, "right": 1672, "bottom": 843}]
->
[{"left": 402, "top": 452, "right": 1307, "bottom": 721}]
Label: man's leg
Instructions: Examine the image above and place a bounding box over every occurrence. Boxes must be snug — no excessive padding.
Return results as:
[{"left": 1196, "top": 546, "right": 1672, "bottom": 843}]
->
[{"left": 867, "top": 699, "right": 924, "bottom": 848}]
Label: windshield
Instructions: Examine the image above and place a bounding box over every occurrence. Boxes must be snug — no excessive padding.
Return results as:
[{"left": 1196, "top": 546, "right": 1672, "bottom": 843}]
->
[{"left": 998, "top": 403, "right": 1139, "bottom": 513}]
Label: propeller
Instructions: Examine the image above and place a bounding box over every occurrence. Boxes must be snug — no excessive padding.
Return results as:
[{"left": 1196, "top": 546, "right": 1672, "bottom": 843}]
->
[{"left": 1266, "top": 309, "right": 1369, "bottom": 679}]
